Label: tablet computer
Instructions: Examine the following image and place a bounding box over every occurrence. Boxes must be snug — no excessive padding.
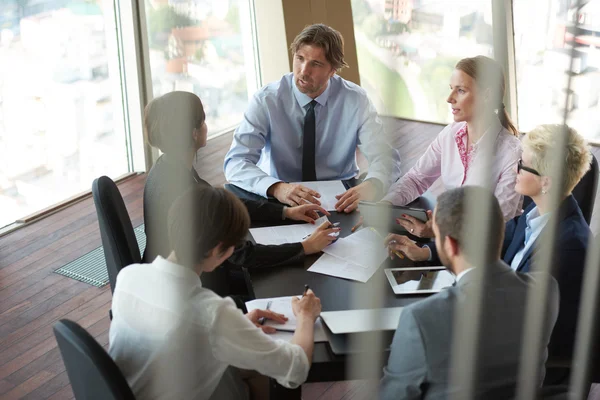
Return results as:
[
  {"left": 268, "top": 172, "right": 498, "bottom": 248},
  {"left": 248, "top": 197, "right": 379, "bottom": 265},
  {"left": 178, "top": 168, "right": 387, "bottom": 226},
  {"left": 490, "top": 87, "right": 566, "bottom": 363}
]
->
[
  {"left": 358, "top": 201, "right": 428, "bottom": 235},
  {"left": 384, "top": 267, "right": 456, "bottom": 295}
]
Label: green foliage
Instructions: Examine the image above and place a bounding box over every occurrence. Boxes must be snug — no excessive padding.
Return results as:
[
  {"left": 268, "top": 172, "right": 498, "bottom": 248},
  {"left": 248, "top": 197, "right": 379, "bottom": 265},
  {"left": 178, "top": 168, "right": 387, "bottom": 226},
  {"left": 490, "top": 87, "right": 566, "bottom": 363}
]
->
[
  {"left": 351, "top": 0, "right": 370, "bottom": 24},
  {"left": 147, "top": 5, "right": 196, "bottom": 48},
  {"left": 362, "top": 13, "right": 387, "bottom": 39},
  {"left": 225, "top": 3, "right": 240, "bottom": 33},
  {"left": 419, "top": 57, "right": 459, "bottom": 122},
  {"left": 356, "top": 43, "right": 414, "bottom": 118}
]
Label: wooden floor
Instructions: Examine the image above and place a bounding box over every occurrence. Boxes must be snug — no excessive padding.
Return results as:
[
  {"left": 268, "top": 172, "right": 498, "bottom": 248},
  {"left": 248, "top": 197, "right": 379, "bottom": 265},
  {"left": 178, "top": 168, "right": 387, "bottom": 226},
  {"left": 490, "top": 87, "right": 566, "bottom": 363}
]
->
[{"left": 1, "top": 117, "right": 599, "bottom": 399}]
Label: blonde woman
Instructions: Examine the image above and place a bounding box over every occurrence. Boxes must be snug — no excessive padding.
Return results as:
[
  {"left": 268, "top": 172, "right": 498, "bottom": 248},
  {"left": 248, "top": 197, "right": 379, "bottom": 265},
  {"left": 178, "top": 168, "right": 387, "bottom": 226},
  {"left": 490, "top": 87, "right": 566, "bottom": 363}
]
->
[
  {"left": 382, "top": 56, "right": 522, "bottom": 238},
  {"left": 502, "top": 124, "right": 591, "bottom": 365}
]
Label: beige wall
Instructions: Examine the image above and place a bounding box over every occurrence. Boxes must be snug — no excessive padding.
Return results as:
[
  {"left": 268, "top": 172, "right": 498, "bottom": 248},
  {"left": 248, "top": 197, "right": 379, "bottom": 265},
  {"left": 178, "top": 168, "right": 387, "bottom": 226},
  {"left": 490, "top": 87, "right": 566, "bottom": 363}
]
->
[{"left": 281, "top": 0, "right": 361, "bottom": 85}]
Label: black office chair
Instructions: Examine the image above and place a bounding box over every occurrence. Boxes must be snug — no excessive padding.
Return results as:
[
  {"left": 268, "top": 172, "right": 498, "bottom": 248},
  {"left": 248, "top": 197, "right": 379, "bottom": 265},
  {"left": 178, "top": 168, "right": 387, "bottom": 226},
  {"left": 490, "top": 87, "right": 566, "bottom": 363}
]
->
[
  {"left": 522, "top": 154, "right": 598, "bottom": 225},
  {"left": 92, "top": 176, "right": 141, "bottom": 293},
  {"left": 53, "top": 319, "right": 136, "bottom": 400}
]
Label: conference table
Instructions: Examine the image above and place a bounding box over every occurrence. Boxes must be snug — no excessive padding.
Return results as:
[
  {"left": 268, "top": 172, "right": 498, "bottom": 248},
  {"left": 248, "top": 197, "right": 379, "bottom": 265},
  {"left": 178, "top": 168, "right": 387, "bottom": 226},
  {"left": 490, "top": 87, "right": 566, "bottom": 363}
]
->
[{"left": 225, "top": 183, "right": 436, "bottom": 399}]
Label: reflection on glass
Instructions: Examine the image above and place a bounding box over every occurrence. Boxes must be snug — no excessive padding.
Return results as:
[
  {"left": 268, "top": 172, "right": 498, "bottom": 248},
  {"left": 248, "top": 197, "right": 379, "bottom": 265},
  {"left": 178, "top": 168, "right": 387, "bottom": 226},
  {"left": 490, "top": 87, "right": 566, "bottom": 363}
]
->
[
  {"left": 351, "top": 0, "right": 493, "bottom": 123},
  {"left": 0, "top": 0, "right": 129, "bottom": 228},
  {"left": 514, "top": 0, "right": 600, "bottom": 141},
  {"left": 145, "top": 0, "right": 255, "bottom": 136}
]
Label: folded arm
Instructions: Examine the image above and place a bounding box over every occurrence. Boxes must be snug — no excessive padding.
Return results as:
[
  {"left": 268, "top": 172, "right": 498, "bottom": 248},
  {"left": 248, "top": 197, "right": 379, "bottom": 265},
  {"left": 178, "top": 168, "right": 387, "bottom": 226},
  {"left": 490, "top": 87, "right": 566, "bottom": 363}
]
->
[
  {"left": 211, "top": 300, "right": 310, "bottom": 389},
  {"left": 381, "top": 130, "right": 444, "bottom": 205},
  {"left": 224, "top": 94, "right": 281, "bottom": 197}
]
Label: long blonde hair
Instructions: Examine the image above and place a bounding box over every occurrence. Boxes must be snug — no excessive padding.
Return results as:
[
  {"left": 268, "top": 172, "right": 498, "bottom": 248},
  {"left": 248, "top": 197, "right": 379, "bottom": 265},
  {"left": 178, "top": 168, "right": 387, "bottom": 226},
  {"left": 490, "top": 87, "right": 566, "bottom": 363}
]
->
[{"left": 455, "top": 56, "right": 519, "bottom": 137}]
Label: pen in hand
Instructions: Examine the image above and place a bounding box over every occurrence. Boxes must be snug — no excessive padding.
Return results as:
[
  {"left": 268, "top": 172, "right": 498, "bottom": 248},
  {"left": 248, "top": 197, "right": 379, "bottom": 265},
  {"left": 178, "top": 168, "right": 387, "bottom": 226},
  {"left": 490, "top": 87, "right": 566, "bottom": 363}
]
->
[
  {"left": 302, "top": 284, "right": 310, "bottom": 297},
  {"left": 259, "top": 300, "right": 272, "bottom": 325},
  {"left": 387, "top": 240, "right": 405, "bottom": 260},
  {"left": 351, "top": 216, "right": 363, "bottom": 232}
]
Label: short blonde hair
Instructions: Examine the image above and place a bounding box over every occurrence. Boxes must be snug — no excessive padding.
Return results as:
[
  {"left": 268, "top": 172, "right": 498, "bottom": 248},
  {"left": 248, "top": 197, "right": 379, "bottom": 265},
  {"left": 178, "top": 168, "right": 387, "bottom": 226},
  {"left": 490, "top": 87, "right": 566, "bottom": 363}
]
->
[{"left": 522, "top": 124, "right": 592, "bottom": 195}]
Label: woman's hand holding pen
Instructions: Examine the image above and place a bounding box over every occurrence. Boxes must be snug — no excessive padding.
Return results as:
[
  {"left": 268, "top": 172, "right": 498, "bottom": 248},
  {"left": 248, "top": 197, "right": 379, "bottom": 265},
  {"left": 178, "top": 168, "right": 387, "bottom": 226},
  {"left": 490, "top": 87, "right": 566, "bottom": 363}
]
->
[
  {"left": 292, "top": 288, "right": 321, "bottom": 322},
  {"left": 246, "top": 309, "right": 288, "bottom": 334},
  {"left": 385, "top": 234, "right": 430, "bottom": 262},
  {"left": 302, "top": 221, "right": 341, "bottom": 255}
]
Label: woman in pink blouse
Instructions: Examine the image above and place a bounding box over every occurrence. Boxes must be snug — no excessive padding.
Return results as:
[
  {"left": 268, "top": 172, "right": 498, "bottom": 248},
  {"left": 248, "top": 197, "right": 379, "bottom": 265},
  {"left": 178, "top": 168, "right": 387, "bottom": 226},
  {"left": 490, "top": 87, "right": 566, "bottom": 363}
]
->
[{"left": 382, "top": 56, "right": 522, "bottom": 237}]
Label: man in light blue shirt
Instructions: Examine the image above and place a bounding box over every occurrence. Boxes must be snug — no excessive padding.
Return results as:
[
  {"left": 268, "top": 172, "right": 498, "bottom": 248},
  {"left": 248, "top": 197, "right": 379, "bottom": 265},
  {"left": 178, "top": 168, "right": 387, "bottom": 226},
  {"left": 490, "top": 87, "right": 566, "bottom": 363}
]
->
[{"left": 224, "top": 24, "right": 401, "bottom": 213}]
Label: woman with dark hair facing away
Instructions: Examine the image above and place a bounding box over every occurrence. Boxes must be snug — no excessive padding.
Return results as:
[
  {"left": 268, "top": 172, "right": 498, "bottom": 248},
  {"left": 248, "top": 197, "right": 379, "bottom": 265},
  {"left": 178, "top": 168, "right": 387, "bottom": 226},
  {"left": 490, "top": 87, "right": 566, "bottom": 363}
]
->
[
  {"left": 382, "top": 56, "right": 522, "bottom": 238},
  {"left": 142, "top": 91, "right": 340, "bottom": 282},
  {"left": 109, "top": 186, "right": 322, "bottom": 399}
]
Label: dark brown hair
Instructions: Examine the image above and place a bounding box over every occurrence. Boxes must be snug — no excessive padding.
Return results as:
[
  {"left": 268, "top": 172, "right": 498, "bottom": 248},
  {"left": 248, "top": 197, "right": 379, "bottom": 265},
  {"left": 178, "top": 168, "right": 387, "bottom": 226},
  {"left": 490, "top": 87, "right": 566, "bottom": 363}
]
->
[
  {"left": 290, "top": 24, "right": 349, "bottom": 71},
  {"left": 143, "top": 91, "right": 206, "bottom": 156},
  {"left": 455, "top": 56, "right": 519, "bottom": 136},
  {"left": 435, "top": 186, "right": 504, "bottom": 263},
  {"left": 167, "top": 186, "right": 250, "bottom": 268}
]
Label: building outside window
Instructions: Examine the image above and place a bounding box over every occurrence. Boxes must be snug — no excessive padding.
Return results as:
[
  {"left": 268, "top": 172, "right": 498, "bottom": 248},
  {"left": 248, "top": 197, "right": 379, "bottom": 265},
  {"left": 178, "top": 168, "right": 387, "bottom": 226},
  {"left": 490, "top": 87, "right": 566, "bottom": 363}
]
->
[
  {"left": 144, "top": 0, "right": 258, "bottom": 137},
  {"left": 351, "top": 0, "right": 493, "bottom": 124},
  {"left": 514, "top": 0, "right": 600, "bottom": 141},
  {"left": 0, "top": 0, "right": 130, "bottom": 229}
]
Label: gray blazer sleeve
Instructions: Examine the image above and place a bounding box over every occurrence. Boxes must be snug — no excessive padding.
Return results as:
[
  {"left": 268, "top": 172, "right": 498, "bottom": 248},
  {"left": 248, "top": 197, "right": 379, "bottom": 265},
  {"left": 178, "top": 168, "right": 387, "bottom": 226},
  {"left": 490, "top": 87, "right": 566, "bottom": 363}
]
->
[{"left": 380, "top": 307, "right": 427, "bottom": 400}]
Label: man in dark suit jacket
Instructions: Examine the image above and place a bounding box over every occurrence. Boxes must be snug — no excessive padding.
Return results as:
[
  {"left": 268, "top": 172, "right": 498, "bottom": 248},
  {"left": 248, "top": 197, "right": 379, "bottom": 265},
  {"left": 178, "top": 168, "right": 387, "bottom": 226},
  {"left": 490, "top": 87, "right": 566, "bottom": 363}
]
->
[
  {"left": 380, "top": 186, "right": 559, "bottom": 400},
  {"left": 503, "top": 194, "right": 590, "bottom": 362}
]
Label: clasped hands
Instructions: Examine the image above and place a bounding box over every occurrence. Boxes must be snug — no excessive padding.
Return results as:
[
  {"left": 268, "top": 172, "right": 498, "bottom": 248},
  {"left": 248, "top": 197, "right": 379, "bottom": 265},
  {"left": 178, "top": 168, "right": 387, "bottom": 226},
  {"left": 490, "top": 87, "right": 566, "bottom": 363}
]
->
[{"left": 270, "top": 180, "right": 376, "bottom": 213}]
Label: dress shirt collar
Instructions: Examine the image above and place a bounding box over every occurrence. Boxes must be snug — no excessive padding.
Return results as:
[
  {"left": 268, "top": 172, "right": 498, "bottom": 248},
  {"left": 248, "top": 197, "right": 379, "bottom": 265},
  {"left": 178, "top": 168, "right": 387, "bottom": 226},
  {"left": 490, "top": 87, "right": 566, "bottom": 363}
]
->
[
  {"left": 455, "top": 117, "right": 503, "bottom": 151},
  {"left": 525, "top": 206, "right": 552, "bottom": 233},
  {"left": 292, "top": 75, "right": 331, "bottom": 108},
  {"left": 153, "top": 255, "right": 202, "bottom": 286},
  {"left": 455, "top": 267, "right": 475, "bottom": 283}
]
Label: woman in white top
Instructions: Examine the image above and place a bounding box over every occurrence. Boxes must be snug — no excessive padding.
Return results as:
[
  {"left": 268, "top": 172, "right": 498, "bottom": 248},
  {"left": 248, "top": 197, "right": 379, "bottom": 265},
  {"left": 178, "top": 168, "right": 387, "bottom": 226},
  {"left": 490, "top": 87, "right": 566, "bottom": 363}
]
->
[
  {"left": 382, "top": 56, "right": 522, "bottom": 237},
  {"left": 108, "top": 186, "right": 322, "bottom": 400}
]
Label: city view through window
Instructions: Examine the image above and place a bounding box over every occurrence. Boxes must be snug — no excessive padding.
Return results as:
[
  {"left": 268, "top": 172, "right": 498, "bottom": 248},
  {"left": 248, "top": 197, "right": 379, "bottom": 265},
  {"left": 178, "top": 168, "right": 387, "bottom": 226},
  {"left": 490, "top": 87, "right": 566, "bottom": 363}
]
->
[
  {"left": 144, "top": 0, "right": 256, "bottom": 137},
  {"left": 351, "top": 0, "right": 493, "bottom": 124},
  {"left": 514, "top": 0, "right": 600, "bottom": 140},
  {"left": 0, "top": 0, "right": 129, "bottom": 228},
  {"left": 352, "top": 0, "right": 600, "bottom": 142}
]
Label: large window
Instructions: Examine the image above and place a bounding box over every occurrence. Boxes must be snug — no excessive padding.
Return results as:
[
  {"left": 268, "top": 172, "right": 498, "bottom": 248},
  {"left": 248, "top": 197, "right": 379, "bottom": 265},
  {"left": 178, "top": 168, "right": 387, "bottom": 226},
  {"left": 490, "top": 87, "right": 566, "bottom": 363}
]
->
[
  {"left": 0, "top": 0, "right": 131, "bottom": 228},
  {"left": 514, "top": 0, "right": 600, "bottom": 141},
  {"left": 351, "top": 0, "right": 493, "bottom": 124},
  {"left": 144, "top": 0, "right": 258, "bottom": 137}
]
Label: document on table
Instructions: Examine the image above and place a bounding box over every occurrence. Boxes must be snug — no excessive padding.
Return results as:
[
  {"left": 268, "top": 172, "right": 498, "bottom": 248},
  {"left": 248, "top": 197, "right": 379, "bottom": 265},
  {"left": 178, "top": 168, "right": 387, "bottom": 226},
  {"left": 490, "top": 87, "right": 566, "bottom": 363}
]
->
[
  {"left": 291, "top": 180, "right": 346, "bottom": 211},
  {"left": 323, "top": 228, "right": 388, "bottom": 269},
  {"left": 308, "top": 228, "right": 388, "bottom": 283},
  {"left": 245, "top": 296, "right": 327, "bottom": 342},
  {"left": 249, "top": 216, "right": 329, "bottom": 245}
]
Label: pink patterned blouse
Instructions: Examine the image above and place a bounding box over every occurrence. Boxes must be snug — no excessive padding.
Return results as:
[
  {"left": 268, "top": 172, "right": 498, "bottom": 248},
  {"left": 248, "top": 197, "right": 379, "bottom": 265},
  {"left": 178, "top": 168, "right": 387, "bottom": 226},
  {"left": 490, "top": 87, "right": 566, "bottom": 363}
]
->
[{"left": 382, "top": 119, "right": 522, "bottom": 221}]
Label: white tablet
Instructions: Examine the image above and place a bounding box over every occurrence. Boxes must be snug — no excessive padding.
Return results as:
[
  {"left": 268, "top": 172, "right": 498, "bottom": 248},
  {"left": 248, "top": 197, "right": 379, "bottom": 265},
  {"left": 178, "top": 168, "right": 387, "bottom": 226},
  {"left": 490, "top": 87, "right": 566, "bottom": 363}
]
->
[{"left": 384, "top": 267, "right": 456, "bottom": 295}]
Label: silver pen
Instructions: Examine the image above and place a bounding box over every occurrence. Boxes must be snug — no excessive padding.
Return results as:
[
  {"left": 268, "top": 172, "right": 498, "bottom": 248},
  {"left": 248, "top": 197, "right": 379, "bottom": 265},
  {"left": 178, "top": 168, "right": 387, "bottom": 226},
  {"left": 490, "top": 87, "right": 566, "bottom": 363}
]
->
[{"left": 259, "top": 300, "right": 272, "bottom": 325}]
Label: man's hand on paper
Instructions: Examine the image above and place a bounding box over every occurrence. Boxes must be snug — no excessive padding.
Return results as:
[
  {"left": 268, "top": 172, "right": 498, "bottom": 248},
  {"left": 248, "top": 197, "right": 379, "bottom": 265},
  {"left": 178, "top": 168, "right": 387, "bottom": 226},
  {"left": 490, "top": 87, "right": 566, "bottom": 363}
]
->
[
  {"left": 302, "top": 221, "right": 341, "bottom": 255},
  {"left": 334, "top": 180, "right": 375, "bottom": 213},
  {"left": 291, "top": 289, "right": 321, "bottom": 322},
  {"left": 395, "top": 210, "right": 434, "bottom": 238},
  {"left": 246, "top": 309, "right": 288, "bottom": 334},
  {"left": 269, "top": 182, "right": 321, "bottom": 207},
  {"left": 284, "top": 203, "right": 330, "bottom": 223},
  {"left": 384, "top": 234, "right": 429, "bottom": 261}
]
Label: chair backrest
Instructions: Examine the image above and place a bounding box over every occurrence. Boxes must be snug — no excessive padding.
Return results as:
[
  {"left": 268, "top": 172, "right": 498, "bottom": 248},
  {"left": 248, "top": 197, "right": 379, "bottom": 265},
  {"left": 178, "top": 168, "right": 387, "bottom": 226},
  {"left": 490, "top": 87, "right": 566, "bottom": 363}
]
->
[
  {"left": 571, "top": 153, "right": 598, "bottom": 225},
  {"left": 53, "top": 319, "right": 136, "bottom": 400},
  {"left": 92, "top": 176, "right": 141, "bottom": 293},
  {"left": 521, "top": 154, "right": 598, "bottom": 225}
]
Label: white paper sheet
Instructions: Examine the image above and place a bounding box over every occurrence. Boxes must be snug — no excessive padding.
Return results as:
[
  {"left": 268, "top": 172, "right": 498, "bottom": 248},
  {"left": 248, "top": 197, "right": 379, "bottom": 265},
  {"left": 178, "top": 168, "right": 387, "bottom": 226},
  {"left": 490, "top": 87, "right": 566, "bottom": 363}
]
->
[
  {"left": 249, "top": 216, "right": 329, "bottom": 245},
  {"left": 245, "top": 296, "right": 327, "bottom": 342},
  {"left": 308, "top": 253, "right": 382, "bottom": 283},
  {"left": 291, "top": 180, "right": 347, "bottom": 211},
  {"left": 322, "top": 228, "right": 388, "bottom": 269}
]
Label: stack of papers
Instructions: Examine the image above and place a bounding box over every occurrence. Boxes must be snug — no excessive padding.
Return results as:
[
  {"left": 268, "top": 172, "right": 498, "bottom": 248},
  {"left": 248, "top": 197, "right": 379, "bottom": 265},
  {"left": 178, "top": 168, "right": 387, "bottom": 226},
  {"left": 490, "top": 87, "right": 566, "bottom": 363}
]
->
[
  {"left": 245, "top": 296, "right": 327, "bottom": 342},
  {"left": 308, "top": 228, "right": 388, "bottom": 283},
  {"left": 291, "top": 180, "right": 346, "bottom": 211},
  {"left": 250, "top": 216, "right": 329, "bottom": 245}
]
